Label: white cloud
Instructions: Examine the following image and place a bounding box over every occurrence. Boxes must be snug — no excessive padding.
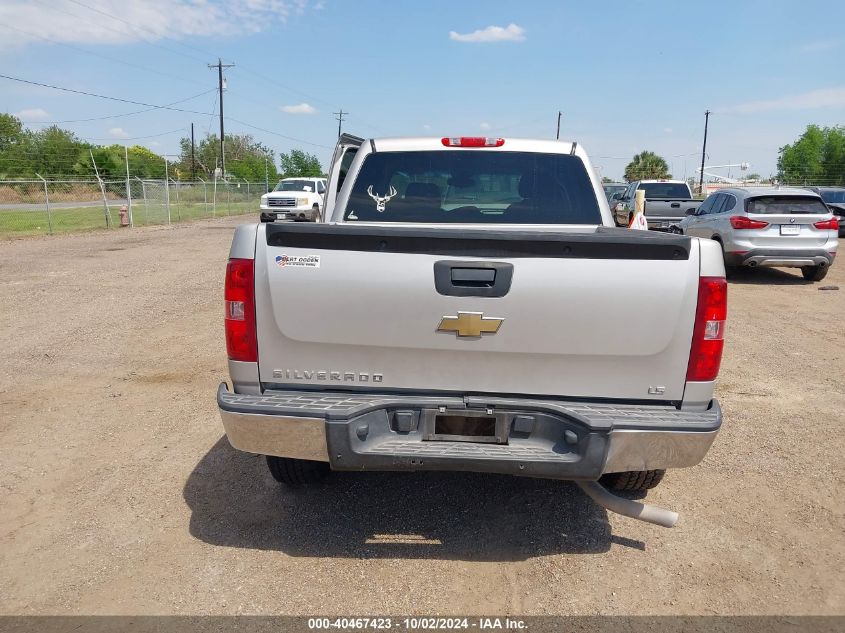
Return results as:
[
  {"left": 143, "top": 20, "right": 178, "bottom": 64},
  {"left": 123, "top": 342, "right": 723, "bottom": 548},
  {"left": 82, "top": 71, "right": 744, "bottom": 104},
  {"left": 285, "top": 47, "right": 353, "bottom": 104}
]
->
[
  {"left": 718, "top": 86, "right": 845, "bottom": 114},
  {"left": 798, "top": 39, "right": 839, "bottom": 53},
  {"left": 479, "top": 122, "right": 491, "bottom": 130},
  {"left": 449, "top": 23, "right": 525, "bottom": 43},
  {"left": 280, "top": 103, "right": 316, "bottom": 114},
  {"left": 422, "top": 124, "right": 431, "bottom": 130},
  {"left": 0, "top": 0, "right": 316, "bottom": 49},
  {"left": 108, "top": 127, "right": 130, "bottom": 139},
  {"left": 663, "top": 127, "right": 673, "bottom": 133},
  {"left": 14, "top": 108, "right": 50, "bottom": 121}
]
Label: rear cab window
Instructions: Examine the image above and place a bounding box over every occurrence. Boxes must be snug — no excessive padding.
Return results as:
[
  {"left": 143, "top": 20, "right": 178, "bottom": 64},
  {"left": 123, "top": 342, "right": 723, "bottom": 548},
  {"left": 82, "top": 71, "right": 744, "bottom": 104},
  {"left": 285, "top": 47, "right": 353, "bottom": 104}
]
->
[
  {"left": 343, "top": 151, "right": 601, "bottom": 224},
  {"left": 640, "top": 183, "right": 691, "bottom": 198},
  {"left": 745, "top": 196, "right": 829, "bottom": 214}
]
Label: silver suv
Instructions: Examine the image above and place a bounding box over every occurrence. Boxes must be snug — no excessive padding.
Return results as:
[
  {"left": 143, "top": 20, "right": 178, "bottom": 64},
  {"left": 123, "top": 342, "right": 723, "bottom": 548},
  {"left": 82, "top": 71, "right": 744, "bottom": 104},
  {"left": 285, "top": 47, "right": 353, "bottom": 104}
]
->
[{"left": 679, "top": 187, "right": 839, "bottom": 281}]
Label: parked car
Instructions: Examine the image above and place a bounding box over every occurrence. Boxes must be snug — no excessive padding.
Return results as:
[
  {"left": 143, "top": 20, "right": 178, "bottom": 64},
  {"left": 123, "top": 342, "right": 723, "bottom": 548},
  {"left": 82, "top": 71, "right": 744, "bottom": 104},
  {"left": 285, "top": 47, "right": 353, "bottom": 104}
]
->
[
  {"left": 678, "top": 187, "right": 838, "bottom": 281},
  {"left": 608, "top": 191, "right": 625, "bottom": 216},
  {"left": 805, "top": 186, "right": 845, "bottom": 237},
  {"left": 615, "top": 180, "right": 701, "bottom": 229},
  {"left": 602, "top": 182, "right": 626, "bottom": 202},
  {"left": 259, "top": 177, "right": 326, "bottom": 222},
  {"left": 217, "top": 134, "right": 729, "bottom": 528}
]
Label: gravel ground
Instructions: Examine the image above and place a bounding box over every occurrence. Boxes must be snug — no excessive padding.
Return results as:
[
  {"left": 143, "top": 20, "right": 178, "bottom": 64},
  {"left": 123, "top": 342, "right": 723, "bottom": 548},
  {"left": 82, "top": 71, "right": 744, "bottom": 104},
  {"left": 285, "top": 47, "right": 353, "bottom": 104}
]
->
[{"left": 0, "top": 216, "right": 842, "bottom": 616}]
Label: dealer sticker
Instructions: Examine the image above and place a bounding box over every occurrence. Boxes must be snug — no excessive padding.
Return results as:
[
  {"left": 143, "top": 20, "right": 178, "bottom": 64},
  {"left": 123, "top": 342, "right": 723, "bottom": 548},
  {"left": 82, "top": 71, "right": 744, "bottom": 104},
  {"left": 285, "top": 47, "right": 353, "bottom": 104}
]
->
[{"left": 275, "top": 254, "right": 320, "bottom": 268}]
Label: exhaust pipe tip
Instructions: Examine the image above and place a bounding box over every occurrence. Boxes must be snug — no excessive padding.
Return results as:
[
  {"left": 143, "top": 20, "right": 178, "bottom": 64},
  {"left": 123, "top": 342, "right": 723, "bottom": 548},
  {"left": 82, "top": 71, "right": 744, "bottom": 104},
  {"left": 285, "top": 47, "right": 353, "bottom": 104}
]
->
[{"left": 577, "top": 481, "right": 679, "bottom": 528}]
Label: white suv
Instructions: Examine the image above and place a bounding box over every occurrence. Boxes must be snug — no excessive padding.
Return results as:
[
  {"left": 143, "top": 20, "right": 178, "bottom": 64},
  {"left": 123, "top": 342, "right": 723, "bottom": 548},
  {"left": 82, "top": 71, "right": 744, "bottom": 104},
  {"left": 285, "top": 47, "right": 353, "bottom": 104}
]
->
[{"left": 260, "top": 177, "right": 326, "bottom": 222}]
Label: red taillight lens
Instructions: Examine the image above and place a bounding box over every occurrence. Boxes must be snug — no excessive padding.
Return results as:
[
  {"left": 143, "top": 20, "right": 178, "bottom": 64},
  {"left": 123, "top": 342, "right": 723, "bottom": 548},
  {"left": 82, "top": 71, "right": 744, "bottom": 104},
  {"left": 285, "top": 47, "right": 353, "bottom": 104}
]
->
[
  {"left": 224, "top": 258, "right": 257, "bottom": 362},
  {"left": 441, "top": 137, "right": 505, "bottom": 147},
  {"left": 813, "top": 217, "right": 839, "bottom": 230},
  {"left": 730, "top": 215, "right": 769, "bottom": 229},
  {"left": 687, "top": 276, "right": 727, "bottom": 382}
]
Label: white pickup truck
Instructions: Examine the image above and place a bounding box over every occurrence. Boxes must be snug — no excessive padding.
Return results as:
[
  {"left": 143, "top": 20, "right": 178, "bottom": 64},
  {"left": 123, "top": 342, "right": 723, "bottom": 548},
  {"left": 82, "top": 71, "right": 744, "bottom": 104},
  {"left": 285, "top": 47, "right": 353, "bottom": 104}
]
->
[
  {"left": 259, "top": 177, "right": 326, "bottom": 223},
  {"left": 218, "top": 135, "right": 727, "bottom": 527}
]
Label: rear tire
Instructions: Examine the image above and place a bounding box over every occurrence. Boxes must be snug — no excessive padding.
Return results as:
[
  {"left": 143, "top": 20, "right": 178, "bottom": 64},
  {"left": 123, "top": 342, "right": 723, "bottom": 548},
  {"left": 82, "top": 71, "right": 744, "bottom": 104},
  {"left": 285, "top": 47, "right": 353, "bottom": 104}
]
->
[
  {"left": 266, "top": 456, "right": 329, "bottom": 486},
  {"left": 801, "top": 265, "right": 828, "bottom": 282},
  {"left": 715, "top": 239, "right": 738, "bottom": 278},
  {"left": 600, "top": 469, "right": 665, "bottom": 492}
]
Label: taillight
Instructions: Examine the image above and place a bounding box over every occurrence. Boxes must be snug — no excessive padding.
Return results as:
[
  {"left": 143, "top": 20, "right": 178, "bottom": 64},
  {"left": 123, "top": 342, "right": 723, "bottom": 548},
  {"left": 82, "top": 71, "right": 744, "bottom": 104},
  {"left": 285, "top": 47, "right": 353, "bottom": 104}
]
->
[
  {"left": 813, "top": 217, "right": 839, "bottom": 230},
  {"left": 224, "top": 258, "right": 257, "bottom": 362},
  {"left": 441, "top": 137, "right": 505, "bottom": 147},
  {"left": 687, "top": 276, "right": 727, "bottom": 382},
  {"left": 730, "top": 216, "right": 769, "bottom": 229}
]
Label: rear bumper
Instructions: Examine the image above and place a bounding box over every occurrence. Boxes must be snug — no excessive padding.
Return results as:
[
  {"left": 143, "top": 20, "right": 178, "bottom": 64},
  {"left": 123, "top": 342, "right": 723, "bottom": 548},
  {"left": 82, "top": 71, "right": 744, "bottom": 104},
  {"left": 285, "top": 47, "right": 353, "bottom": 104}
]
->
[
  {"left": 217, "top": 384, "right": 721, "bottom": 479},
  {"left": 724, "top": 248, "right": 835, "bottom": 268},
  {"left": 645, "top": 216, "right": 685, "bottom": 230}
]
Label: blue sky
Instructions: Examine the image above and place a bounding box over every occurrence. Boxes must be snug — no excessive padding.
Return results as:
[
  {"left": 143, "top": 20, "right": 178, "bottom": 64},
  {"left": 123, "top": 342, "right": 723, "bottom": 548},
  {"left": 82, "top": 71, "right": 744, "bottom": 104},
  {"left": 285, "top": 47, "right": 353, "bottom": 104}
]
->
[{"left": 1, "top": 0, "right": 844, "bottom": 180}]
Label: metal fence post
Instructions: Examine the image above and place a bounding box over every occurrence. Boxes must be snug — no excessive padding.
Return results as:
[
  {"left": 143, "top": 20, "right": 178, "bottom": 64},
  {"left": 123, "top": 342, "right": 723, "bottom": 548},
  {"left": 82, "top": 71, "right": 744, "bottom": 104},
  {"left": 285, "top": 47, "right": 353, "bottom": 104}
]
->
[
  {"left": 198, "top": 177, "right": 208, "bottom": 217},
  {"left": 135, "top": 177, "right": 149, "bottom": 225},
  {"left": 164, "top": 160, "right": 171, "bottom": 224},
  {"left": 90, "top": 149, "right": 112, "bottom": 228},
  {"left": 124, "top": 146, "right": 133, "bottom": 227},
  {"left": 212, "top": 171, "right": 218, "bottom": 217},
  {"left": 35, "top": 173, "right": 52, "bottom": 235}
]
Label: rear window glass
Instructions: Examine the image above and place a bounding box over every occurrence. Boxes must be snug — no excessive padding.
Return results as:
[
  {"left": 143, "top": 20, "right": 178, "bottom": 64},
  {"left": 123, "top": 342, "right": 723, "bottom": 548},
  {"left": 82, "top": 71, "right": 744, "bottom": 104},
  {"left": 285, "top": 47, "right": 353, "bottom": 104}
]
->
[
  {"left": 344, "top": 151, "right": 601, "bottom": 224},
  {"left": 745, "top": 196, "right": 829, "bottom": 214},
  {"left": 640, "top": 183, "right": 691, "bottom": 198},
  {"left": 819, "top": 190, "right": 845, "bottom": 204}
]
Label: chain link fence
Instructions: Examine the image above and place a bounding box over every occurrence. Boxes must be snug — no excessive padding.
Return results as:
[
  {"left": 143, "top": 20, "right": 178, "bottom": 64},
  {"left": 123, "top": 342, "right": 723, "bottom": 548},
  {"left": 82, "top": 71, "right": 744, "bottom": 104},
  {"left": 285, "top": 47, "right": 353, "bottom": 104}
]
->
[{"left": 0, "top": 175, "right": 263, "bottom": 238}]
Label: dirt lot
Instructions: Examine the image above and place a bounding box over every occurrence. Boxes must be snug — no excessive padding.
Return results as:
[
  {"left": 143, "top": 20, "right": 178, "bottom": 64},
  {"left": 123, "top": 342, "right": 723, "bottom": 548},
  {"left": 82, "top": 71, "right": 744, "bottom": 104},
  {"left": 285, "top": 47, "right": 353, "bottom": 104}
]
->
[{"left": 0, "top": 216, "right": 842, "bottom": 616}]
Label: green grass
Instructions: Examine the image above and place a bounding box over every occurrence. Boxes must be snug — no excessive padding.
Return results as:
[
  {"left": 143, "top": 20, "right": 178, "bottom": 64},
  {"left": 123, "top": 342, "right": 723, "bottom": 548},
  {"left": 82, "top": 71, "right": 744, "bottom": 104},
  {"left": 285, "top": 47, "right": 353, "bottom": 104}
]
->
[{"left": 0, "top": 200, "right": 256, "bottom": 238}]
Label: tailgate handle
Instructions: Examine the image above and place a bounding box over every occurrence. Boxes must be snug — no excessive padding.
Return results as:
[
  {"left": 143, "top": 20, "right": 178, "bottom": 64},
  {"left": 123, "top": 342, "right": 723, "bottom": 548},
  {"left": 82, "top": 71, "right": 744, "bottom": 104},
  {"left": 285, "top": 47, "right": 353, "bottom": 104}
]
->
[
  {"left": 434, "top": 261, "right": 513, "bottom": 298},
  {"left": 671, "top": 202, "right": 680, "bottom": 208},
  {"left": 451, "top": 268, "right": 496, "bottom": 287}
]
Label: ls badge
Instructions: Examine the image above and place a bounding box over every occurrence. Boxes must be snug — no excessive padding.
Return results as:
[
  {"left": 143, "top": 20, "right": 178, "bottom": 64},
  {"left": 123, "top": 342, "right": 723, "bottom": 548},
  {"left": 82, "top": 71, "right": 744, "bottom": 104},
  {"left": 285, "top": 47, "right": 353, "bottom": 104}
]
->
[{"left": 437, "top": 311, "right": 504, "bottom": 338}]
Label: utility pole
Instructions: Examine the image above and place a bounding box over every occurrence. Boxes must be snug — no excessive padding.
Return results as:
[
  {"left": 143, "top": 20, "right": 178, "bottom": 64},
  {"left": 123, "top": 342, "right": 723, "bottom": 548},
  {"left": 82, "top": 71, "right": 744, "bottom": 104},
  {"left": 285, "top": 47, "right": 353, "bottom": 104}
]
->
[
  {"left": 190, "top": 122, "right": 196, "bottom": 181},
  {"left": 698, "top": 110, "right": 710, "bottom": 196},
  {"left": 333, "top": 109, "right": 347, "bottom": 137},
  {"left": 556, "top": 111, "right": 562, "bottom": 140},
  {"left": 208, "top": 58, "right": 235, "bottom": 177}
]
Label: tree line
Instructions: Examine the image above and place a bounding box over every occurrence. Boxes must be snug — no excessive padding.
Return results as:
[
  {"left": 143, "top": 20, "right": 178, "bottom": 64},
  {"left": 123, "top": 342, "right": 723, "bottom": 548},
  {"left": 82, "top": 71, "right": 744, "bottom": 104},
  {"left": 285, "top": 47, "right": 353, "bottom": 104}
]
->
[
  {"left": 619, "top": 126, "right": 843, "bottom": 186},
  {"left": 0, "top": 112, "right": 323, "bottom": 182}
]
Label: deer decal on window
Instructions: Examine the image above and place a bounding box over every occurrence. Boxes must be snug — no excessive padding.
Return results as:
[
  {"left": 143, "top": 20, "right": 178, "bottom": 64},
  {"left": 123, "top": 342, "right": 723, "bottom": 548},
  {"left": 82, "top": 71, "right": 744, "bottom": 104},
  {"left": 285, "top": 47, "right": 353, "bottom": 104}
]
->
[{"left": 366, "top": 185, "right": 398, "bottom": 212}]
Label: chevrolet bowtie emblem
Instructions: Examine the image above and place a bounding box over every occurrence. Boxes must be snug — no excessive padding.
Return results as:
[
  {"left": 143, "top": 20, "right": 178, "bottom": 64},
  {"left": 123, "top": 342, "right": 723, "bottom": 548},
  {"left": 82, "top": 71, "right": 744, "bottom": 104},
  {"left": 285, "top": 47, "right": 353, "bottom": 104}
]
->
[{"left": 437, "top": 311, "right": 504, "bottom": 338}]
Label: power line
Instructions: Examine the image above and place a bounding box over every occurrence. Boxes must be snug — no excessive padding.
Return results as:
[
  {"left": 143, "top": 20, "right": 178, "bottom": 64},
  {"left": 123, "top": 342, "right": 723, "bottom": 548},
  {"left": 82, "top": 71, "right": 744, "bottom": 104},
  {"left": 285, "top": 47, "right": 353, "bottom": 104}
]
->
[
  {"left": 225, "top": 117, "right": 333, "bottom": 149},
  {"left": 0, "top": 73, "right": 214, "bottom": 116},
  {"left": 30, "top": 0, "right": 389, "bottom": 138},
  {"left": 19, "top": 89, "right": 216, "bottom": 125},
  {"left": 0, "top": 22, "right": 207, "bottom": 88},
  {"left": 204, "top": 91, "right": 219, "bottom": 137},
  {"left": 64, "top": 0, "right": 210, "bottom": 65},
  {"left": 80, "top": 127, "right": 185, "bottom": 141}
]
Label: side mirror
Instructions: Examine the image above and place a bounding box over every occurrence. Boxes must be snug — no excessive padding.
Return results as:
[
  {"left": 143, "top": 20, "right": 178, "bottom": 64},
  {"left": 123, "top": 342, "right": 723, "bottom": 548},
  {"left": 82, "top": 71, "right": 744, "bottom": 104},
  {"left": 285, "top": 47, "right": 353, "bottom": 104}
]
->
[{"left": 685, "top": 208, "right": 697, "bottom": 216}]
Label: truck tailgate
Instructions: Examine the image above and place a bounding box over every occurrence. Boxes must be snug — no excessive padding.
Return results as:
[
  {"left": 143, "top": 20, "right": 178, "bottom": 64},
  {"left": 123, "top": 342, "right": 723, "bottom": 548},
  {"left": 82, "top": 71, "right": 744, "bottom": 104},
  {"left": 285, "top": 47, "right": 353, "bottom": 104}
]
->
[
  {"left": 644, "top": 199, "right": 699, "bottom": 220},
  {"left": 255, "top": 224, "right": 700, "bottom": 401}
]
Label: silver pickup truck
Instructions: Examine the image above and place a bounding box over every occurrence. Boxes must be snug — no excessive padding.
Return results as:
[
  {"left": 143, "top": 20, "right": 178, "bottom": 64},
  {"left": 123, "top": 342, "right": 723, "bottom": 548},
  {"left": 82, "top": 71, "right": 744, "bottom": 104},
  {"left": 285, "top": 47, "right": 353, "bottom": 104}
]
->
[
  {"left": 218, "top": 136, "right": 727, "bottom": 527},
  {"left": 614, "top": 180, "right": 701, "bottom": 230}
]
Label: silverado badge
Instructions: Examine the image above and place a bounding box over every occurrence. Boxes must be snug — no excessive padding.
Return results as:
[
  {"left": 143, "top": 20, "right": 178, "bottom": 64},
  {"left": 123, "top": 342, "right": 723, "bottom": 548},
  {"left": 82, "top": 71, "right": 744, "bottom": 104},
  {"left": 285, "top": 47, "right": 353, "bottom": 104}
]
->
[{"left": 437, "top": 312, "right": 504, "bottom": 338}]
